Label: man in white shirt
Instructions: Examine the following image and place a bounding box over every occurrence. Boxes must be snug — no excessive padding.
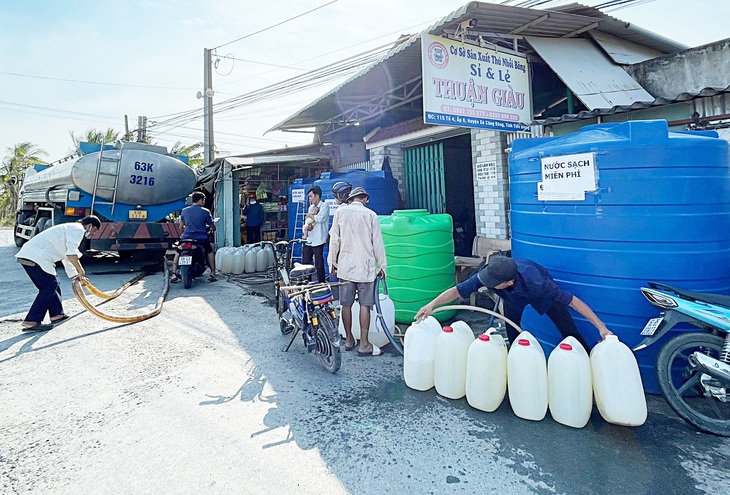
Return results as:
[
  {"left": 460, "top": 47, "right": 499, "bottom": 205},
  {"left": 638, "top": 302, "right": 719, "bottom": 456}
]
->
[
  {"left": 328, "top": 187, "right": 386, "bottom": 356},
  {"left": 301, "top": 186, "right": 330, "bottom": 283},
  {"left": 15, "top": 215, "right": 101, "bottom": 332}
]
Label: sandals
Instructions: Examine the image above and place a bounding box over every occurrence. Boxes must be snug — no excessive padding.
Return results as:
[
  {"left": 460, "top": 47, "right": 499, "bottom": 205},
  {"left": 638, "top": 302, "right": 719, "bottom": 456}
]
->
[
  {"left": 22, "top": 323, "right": 54, "bottom": 333},
  {"left": 208, "top": 275, "right": 217, "bottom": 282},
  {"left": 51, "top": 314, "right": 70, "bottom": 324},
  {"left": 171, "top": 273, "right": 181, "bottom": 283}
]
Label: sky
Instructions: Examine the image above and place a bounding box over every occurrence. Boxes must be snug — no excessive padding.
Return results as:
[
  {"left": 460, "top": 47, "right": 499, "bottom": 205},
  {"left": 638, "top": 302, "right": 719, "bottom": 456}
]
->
[{"left": 1, "top": 0, "right": 728, "bottom": 162}]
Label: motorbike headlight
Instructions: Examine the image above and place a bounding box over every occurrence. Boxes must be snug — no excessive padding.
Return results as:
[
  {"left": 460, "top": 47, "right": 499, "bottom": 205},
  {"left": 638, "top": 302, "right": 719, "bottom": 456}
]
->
[{"left": 641, "top": 288, "right": 678, "bottom": 309}]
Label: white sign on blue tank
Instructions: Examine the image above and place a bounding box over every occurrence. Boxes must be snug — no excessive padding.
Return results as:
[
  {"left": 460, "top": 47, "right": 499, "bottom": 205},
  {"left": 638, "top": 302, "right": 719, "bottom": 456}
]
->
[{"left": 537, "top": 152, "right": 597, "bottom": 201}]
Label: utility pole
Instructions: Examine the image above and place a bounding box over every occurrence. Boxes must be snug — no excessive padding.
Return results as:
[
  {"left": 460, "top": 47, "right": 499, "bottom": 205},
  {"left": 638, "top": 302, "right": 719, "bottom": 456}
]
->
[
  {"left": 137, "top": 116, "right": 148, "bottom": 142},
  {"left": 203, "top": 48, "right": 215, "bottom": 165},
  {"left": 124, "top": 115, "right": 130, "bottom": 141}
]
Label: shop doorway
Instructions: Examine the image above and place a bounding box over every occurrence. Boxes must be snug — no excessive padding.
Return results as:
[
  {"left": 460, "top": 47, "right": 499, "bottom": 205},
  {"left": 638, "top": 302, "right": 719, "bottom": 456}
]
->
[{"left": 404, "top": 134, "right": 475, "bottom": 256}]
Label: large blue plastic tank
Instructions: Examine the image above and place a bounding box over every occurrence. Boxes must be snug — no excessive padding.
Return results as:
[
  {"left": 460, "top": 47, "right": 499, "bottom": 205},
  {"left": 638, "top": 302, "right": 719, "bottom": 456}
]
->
[
  {"left": 286, "top": 170, "right": 399, "bottom": 272},
  {"left": 315, "top": 169, "right": 400, "bottom": 215},
  {"left": 509, "top": 120, "right": 730, "bottom": 393}
]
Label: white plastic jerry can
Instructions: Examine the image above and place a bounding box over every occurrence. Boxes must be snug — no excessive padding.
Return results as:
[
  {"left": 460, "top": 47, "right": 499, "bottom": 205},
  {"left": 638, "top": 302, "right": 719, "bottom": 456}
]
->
[
  {"left": 337, "top": 294, "right": 396, "bottom": 349},
  {"left": 244, "top": 248, "right": 257, "bottom": 273},
  {"left": 219, "top": 247, "right": 235, "bottom": 274},
  {"left": 434, "top": 323, "right": 474, "bottom": 400},
  {"left": 591, "top": 335, "right": 647, "bottom": 426},
  {"left": 548, "top": 336, "right": 593, "bottom": 428},
  {"left": 403, "top": 316, "right": 442, "bottom": 391},
  {"left": 232, "top": 248, "right": 246, "bottom": 275},
  {"left": 507, "top": 331, "right": 548, "bottom": 421},
  {"left": 466, "top": 329, "right": 507, "bottom": 412}
]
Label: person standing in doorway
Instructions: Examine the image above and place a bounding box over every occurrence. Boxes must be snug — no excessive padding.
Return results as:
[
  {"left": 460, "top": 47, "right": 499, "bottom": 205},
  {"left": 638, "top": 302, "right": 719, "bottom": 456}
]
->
[
  {"left": 328, "top": 187, "right": 387, "bottom": 356},
  {"left": 301, "top": 186, "right": 330, "bottom": 283},
  {"left": 243, "top": 193, "right": 265, "bottom": 244},
  {"left": 15, "top": 215, "right": 101, "bottom": 332}
]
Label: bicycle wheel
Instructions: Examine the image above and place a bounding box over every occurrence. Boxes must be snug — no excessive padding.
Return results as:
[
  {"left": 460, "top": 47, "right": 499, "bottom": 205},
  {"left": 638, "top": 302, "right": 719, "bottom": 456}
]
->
[{"left": 315, "top": 309, "right": 341, "bottom": 373}]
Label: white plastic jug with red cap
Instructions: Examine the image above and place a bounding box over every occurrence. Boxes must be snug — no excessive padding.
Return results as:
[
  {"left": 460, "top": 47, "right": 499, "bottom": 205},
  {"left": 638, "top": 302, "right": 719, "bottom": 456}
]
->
[
  {"left": 548, "top": 336, "right": 593, "bottom": 428},
  {"left": 434, "top": 321, "right": 475, "bottom": 399},
  {"left": 403, "top": 316, "right": 442, "bottom": 391},
  {"left": 508, "top": 330, "right": 548, "bottom": 421},
  {"left": 591, "top": 335, "right": 647, "bottom": 426},
  {"left": 337, "top": 294, "right": 396, "bottom": 348},
  {"left": 466, "top": 328, "right": 508, "bottom": 412}
]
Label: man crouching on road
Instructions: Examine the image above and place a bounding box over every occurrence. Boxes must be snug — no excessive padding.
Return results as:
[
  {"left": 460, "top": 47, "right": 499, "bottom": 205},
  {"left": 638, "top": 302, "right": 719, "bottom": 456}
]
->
[
  {"left": 15, "top": 215, "right": 101, "bottom": 332},
  {"left": 416, "top": 256, "right": 613, "bottom": 351},
  {"left": 328, "top": 186, "right": 387, "bottom": 356}
]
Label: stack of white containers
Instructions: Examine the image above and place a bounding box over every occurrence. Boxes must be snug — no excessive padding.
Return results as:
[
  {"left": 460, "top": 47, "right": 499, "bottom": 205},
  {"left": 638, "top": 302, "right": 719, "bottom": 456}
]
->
[
  {"left": 403, "top": 320, "right": 647, "bottom": 429},
  {"left": 215, "top": 244, "right": 275, "bottom": 275}
]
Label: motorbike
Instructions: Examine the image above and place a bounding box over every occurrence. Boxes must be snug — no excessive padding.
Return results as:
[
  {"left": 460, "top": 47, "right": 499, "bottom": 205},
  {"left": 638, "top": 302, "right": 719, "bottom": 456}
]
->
[
  {"left": 266, "top": 239, "right": 342, "bottom": 373},
  {"left": 635, "top": 282, "right": 730, "bottom": 436},
  {"left": 175, "top": 217, "right": 218, "bottom": 289},
  {"left": 176, "top": 239, "right": 207, "bottom": 289}
]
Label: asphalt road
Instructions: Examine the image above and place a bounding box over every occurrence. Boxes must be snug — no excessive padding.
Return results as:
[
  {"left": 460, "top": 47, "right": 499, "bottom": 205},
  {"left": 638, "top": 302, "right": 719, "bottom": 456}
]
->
[{"left": 1, "top": 228, "right": 728, "bottom": 495}]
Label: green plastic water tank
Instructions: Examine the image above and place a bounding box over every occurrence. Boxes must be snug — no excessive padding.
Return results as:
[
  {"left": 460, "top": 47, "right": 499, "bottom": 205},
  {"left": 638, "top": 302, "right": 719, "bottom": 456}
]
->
[{"left": 379, "top": 210, "right": 456, "bottom": 323}]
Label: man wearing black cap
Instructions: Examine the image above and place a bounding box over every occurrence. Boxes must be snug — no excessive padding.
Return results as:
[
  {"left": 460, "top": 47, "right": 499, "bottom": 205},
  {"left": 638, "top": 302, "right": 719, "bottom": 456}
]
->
[{"left": 416, "top": 256, "right": 612, "bottom": 350}]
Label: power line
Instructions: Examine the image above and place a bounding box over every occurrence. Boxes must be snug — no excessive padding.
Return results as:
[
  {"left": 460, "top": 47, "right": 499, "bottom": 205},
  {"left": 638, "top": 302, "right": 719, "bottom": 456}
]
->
[
  {"left": 0, "top": 71, "right": 195, "bottom": 91},
  {"left": 212, "top": 0, "right": 339, "bottom": 51}
]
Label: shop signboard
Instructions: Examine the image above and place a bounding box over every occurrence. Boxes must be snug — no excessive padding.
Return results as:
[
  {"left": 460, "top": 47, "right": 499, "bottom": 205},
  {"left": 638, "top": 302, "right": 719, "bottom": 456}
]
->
[{"left": 421, "top": 33, "right": 531, "bottom": 132}]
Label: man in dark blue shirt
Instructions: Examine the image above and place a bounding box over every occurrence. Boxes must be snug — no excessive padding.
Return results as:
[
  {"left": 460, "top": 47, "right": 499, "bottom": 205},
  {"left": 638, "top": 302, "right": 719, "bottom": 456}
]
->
[
  {"left": 172, "top": 192, "right": 217, "bottom": 283},
  {"left": 242, "top": 193, "right": 265, "bottom": 244},
  {"left": 416, "top": 256, "right": 612, "bottom": 350}
]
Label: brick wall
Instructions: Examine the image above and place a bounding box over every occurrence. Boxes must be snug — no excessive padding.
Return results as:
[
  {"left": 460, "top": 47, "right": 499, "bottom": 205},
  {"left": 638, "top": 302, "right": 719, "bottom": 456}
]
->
[
  {"left": 369, "top": 145, "right": 406, "bottom": 200},
  {"left": 470, "top": 129, "right": 510, "bottom": 239}
]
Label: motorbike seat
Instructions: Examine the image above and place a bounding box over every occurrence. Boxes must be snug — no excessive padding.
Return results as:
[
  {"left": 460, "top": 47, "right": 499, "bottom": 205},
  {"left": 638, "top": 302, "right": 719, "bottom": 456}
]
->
[
  {"left": 649, "top": 282, "right": 730, "bottom": 309},
  {"left": 290, "top": 263, "right": 316, "bottom": 279}
]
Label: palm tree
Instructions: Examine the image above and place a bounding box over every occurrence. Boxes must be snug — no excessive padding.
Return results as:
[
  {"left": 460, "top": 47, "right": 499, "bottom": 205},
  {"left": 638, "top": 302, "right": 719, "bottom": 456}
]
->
[
  {"left": 69, "top": 128, "right": 121, "bottom": 153},
  {"left": 170, "top": 141, "right": 205, "bottom": 171},
  {"left": 0, "top": 142, "right": 47, "bottom": 224}
]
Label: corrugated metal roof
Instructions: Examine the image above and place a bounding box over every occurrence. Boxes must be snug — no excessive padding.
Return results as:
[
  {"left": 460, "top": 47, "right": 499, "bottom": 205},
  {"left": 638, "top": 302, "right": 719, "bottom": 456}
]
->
[
  {"left": 526, "top": 36, "right": 654, "bottom": 109},
  {"left": 533, "top": 85, "right": 730, "bottom": 126},
  {"left": 270, "top": 2, "right": 686, "bottom": 133}
]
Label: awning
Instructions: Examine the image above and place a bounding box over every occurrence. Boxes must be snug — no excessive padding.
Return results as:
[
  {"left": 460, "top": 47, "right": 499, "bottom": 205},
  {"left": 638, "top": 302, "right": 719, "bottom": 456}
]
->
[
  {"left": 533, "top": 85, "right": 730, "bottom": 126},
  {"left": 526, "top": 36, "right": 654, "bottom": 109},
  {"left": 269, "top": 2, "right": 687, "bottom": 134}
]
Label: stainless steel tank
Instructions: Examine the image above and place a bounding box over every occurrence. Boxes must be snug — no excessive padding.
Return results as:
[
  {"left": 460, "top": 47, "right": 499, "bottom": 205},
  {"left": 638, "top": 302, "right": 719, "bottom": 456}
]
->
[{"left": 22, "top": 142, "right": 196, "bottom": 206}]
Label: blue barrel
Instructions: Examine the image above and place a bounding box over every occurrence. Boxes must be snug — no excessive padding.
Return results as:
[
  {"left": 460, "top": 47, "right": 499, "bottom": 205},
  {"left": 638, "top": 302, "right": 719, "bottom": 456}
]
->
[{"left": 509, "top": 120, "right": 730, "bottom": 393}]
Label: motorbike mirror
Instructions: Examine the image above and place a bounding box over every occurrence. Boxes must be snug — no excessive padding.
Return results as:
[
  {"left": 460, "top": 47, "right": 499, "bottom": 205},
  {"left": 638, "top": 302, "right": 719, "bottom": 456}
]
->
[{"left": 212, "top": 217, "right": 220, "bottom": 223}]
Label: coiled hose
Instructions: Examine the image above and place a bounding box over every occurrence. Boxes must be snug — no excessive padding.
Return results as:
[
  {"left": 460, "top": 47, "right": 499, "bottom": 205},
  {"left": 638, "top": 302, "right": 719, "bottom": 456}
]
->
[{"left": 71, "top": 262, "right": 170, "bottom": 323}]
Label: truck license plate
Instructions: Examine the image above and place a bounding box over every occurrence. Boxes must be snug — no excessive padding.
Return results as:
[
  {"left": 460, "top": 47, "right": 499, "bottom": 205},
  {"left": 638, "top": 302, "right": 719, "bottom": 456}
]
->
[
  {"left": 129, "top": 210, "right": 147, "bottom": 220},
  {"left": 179, "top": 255, "right": 192, "bottom": 266},
  {"left": 641, "top": 317, "right": 663, "bottom": 336}
]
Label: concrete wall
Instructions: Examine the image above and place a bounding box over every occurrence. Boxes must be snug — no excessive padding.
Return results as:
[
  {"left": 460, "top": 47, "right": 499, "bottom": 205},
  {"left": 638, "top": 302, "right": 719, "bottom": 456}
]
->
[
  {"left": 470, "top": 129, "right": 510, "bottom": 239},
  {"left": 626, "top": 39, "right": 730, "bottom": 98}
]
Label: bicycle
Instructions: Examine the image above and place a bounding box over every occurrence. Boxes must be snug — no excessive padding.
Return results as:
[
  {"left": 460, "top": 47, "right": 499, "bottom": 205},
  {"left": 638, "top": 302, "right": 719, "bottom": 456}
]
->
[{"left": 261, "top": 239, "right": 343, "bottom": 373}]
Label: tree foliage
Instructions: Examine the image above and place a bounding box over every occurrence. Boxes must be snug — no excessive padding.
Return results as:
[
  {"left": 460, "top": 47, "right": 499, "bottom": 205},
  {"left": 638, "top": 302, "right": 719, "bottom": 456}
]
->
[
  {"left": 170, "top": 141, "right": 204, "bottom": 171},
  {"left": 0, "top": 142, "right": 47, "bottom": 225},
  {"left": 69, "top": 128, "right": 121, "bottom": 153}
]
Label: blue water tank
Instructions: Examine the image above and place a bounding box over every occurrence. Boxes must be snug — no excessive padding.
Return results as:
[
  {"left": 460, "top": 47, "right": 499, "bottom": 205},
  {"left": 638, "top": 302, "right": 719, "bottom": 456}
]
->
[
  {"left": 315, "top": 169, "right": 400, "bottom": 215},
  {"left": 509, "top": 120, "right": 730, "bottom": 393}
]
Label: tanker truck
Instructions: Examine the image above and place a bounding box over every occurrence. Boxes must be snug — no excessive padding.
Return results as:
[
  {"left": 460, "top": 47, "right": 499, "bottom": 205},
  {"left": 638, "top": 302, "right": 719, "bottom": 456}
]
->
[{"left": 14, "top": 140, "right": 196, "bottom": 259}]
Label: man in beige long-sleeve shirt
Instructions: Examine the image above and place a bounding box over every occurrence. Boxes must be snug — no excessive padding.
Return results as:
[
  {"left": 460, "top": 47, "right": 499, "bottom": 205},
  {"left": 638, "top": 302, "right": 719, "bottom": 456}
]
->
[{"left": 328, "top": 187, "right": 387, "bottom": 356}]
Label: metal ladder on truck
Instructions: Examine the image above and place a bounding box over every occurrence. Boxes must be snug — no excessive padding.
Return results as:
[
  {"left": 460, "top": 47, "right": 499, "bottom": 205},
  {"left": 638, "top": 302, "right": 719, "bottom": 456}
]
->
[{"left": 90, "top": 140, "right": 122, "bottom": 216}]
